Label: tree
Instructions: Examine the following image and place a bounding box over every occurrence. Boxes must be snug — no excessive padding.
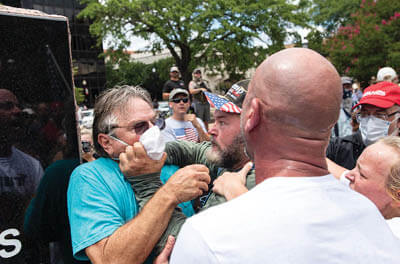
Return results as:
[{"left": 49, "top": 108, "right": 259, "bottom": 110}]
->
[
  {"left": 305, "top": 29, "right": 327, "bottom": 56},
  {"left": 310, "top": 0, "right": 361, "bottom": 32},
  {"left": 79, "top": 0, "right": 309, "bottom": 84},
  {"left": 324, "top": 0, "right": 400, "bottom": 86},
  {"left": 74, "top": 87, "right": 86, "bottom": 105},
  {"left": 105, "top": 57, "right": 175, "bottom": 99}
]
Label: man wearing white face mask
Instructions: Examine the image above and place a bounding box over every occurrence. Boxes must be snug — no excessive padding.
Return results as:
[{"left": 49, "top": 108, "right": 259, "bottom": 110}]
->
[
  {"left": 67, "top": 85, "right": 210, "bottom": 264},
  {"left": 332, "top": 76, "right": 354, "bottom": 138},
  {"left": 327, "top": 81, "right": 400, "bottom": 169}
]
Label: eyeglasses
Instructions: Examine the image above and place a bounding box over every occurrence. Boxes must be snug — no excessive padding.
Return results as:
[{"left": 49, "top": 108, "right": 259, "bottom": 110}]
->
[
  {"left": 171, "top": 97, "right": 189, "bottom": 104},
  {"left": 110, "top": 117, "right": 165, "bottom": 135},
  {"left": 356, "top": 111, "right": 399, "bottom": 122},
  {"left": 0, "top": 101, "right": 20, "bottom": 111}
]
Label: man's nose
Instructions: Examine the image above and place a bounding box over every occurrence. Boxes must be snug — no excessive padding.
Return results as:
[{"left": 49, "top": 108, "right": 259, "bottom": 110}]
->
[
  {"left": 345, "top": 172, "right": 355, "bottom": 183},
  {"left": 208, "top": 125, "right": 216, "bottom": 136}
]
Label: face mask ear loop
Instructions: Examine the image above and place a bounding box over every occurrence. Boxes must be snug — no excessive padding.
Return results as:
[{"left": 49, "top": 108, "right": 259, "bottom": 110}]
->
[{"left": 107, "top": 134, "right": 130, "bottom": 161}]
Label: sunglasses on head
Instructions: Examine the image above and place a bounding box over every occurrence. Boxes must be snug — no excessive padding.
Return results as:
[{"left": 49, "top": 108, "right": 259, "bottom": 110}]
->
[{"left": 171, "top": 97, "right": 189, "bottom": 104}]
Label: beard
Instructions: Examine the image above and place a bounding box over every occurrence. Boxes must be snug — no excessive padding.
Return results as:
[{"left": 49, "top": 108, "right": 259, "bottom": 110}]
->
[
  {"left": 206, "top": 134, "right": 246, "bottom": 169},
  {"left": 0, "top": 114, "right": 27, "bottom": 145}
]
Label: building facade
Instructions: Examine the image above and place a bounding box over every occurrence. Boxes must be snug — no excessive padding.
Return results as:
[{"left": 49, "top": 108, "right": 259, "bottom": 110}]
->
[{"left": 2, "top": 0, "right": 106, "bottom": 107}]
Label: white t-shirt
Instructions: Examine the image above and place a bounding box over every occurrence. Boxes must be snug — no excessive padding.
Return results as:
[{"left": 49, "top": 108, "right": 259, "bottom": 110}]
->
[
  {"left": 340, "top": 172, "right": 400, "bottom": 240},
  {"left": 162, "top": 117, "right": 206, "bottom": 143},
  {"left": 0, "top": 146, "right": 43, "bottom": 195},
  {"left": 171, "top": 175, "right": 400, "bottom": 263}
]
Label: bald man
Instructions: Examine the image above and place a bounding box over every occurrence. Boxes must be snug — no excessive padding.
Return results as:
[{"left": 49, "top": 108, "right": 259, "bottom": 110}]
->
[
  {"left": 170, "top": 48, "right": 400, "bottom": 263},
  {"left": 0, "top": 89, "right": 43, "bottom": 195},
  {"left": 0, "top": 89, "right": 43, "bottom": 262}
]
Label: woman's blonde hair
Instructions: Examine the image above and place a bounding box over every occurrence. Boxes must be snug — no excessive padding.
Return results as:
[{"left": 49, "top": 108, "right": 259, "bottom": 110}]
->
[{"left": 377, "top": 136, "right": 400, "bottom": 201}]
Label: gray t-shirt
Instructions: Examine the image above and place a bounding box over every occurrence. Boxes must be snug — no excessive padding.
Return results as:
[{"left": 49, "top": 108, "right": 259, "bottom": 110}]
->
[
  {"left": 162, "top": 117, "right": 206, "bottom": 143},
  {"left": 0, "top": 146, "right": 43, "bottom": 195}
]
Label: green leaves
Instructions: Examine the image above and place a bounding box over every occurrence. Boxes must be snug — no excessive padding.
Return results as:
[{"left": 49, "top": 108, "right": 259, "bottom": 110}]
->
[
  {"left": 74, "top": 87, "right": 86, "bottom": 105},
  {"left": 323, "top": 0, "right": 400, "bottom": 86},
  {"left": 79, "top": 0, "right": 309, "bottom": 84}
]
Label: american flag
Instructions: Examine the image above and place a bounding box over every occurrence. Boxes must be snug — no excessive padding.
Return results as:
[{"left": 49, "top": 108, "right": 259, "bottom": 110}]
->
[
  {"left": 174, "top": 127, "right": 199, "bottom": 142},
  {"left": 204, "top": 92, "right": 241, "bottom": 114}
]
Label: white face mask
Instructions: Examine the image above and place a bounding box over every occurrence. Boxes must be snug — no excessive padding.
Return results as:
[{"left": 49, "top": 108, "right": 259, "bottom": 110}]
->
[
  {"left": 108, "top": 126, "right": 165, "bottom": 161},
  {"left": 359, "top": 116, "right": 391, "bottom": 145}
]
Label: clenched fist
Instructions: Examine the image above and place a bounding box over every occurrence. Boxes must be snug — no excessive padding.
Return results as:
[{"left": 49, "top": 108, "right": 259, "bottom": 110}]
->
[{"left": 163, "top": 164, "right": 211, "bottom": 205}]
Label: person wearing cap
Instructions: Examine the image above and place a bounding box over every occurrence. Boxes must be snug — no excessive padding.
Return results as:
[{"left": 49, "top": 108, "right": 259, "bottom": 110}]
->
[
  {"left": 120, "top": 80, "right": 255, "bottom": 262},
  {"left": 333, "top": 76, "right": 354, "bottom": 138},
  {"left": 67, "top": 85, "right": 210, "bottom": 264},
  {"left": 171, "top": 48, "right": 400, "bottom": 264},
  {"left": 162, "top": 66, "right": 186, "bottom": 101},
  {"left": 327, "top": 81, "right": 400, "bottom": 169},
  {"left": 162, "top": 88, "right": 209, "bottom": 143},
  {"left": 188, "top": 68, "right": 212, "bottom": 130},
  {"left": 377, "top": 66, "right": 399, "bottom": 84}
]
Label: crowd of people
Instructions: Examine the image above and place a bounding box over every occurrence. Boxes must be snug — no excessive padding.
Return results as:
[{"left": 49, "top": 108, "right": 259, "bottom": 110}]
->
[{"left": 19, "top": 48, "right": 400, "bottom": 263}]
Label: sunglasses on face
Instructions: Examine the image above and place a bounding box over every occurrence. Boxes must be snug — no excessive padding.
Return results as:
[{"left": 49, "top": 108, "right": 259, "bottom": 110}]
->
[
  {"left": 171, "top": 97, "right": 189, "bottom": 104},
  {"left": 111, "top": 117, "right": 165, "bottom": 135},
  {"left": 0, "top": 101, "right": 20, "bottom": 111}
]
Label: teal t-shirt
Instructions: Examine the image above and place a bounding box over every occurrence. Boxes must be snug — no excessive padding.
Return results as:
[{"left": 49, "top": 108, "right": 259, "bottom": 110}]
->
[
  {"left": 160, "top": 165, "right": 195, "bottom": 217},
  {"left": 67, "top": 158, "right": 139, "bottom": 261}
]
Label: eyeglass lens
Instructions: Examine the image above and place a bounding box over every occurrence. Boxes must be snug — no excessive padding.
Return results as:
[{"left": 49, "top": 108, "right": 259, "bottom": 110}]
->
[
  {"left": 357, "top": 111, "right": 399, "bottom": 121},
  {"left": 172, "top": 98, "right": 189, "bottom": 103},
  {"left": 0, "top": 101, "right": 20, "bottom": 110},
  {"left": 133, "top": 118, "right": 165, "bottom": 134}
]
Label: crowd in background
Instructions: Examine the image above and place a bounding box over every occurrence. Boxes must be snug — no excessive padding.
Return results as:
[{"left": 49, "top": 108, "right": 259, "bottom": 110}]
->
[{"left": 3, "top": 48, "right": 400, "bottom": 263}]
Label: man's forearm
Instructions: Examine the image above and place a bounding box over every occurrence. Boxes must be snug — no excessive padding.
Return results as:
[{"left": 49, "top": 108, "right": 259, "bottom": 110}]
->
[
  {"left": 127, "top": 172, "right": 186, "bottom": 256},
  {"left": 326, "top": 157, "right": 346, "bottom": 179},
  {"left": 87, "top": 187, "right": 178, "bottom": 264},
  {"left": 189, "top": 87, "right": 203, "bottom": 95}
]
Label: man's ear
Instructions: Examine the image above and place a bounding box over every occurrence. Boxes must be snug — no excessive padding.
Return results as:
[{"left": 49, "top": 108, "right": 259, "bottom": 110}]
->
[
  {"left": 243, "top": 98, "right": 261, "bottom": 134},
  {"left": 169, "top": 101, "right": 173, "bottom": 108},
  {"left": 98, "top": 133, "right": 113, "bottom": 156}
]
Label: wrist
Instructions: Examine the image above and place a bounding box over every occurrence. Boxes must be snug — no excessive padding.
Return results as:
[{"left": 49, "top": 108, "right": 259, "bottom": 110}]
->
[
  {"left": 158, "top": 185, "right": 180, "bottom": 207},
  {"left": 192, "top": 121, "right": 200, "bottom": 128},
  {"left": 225, "top": 185, "right": 248, "bottom": 201}
]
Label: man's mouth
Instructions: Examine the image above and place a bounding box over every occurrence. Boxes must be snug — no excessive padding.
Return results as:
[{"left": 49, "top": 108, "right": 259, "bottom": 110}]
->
[{"left": 211, "top": 140, "right": 221, "bottom": 151}]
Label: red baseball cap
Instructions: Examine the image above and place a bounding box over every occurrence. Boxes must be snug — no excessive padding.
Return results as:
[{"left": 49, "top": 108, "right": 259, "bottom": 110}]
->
[{"left": 353, "top": 81, "right": 400, "bottom": 109}]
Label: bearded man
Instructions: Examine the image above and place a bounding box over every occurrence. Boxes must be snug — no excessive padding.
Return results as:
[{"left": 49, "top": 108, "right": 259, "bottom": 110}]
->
[{"left": 120, "top": 80, "right": 254, "bottom": 258}]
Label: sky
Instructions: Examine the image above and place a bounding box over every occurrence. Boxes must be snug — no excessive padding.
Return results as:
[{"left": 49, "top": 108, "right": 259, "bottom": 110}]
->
[{"left": 103, "top": 27, "right": 315, "bottom": 52}]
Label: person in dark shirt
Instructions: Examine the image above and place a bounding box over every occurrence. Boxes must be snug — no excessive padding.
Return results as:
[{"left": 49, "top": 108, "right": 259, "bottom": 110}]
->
[
  {"left": 327, "top": 81, "right": 400, "bottom": 169},
  {"left": 162, "top": 66, "right": 186, "bottom": 100}
]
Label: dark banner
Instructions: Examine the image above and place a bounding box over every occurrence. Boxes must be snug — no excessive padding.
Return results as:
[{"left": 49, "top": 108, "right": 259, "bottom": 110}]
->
[{"left": 0, "top": 7, "right": 80, "bottom": 263}]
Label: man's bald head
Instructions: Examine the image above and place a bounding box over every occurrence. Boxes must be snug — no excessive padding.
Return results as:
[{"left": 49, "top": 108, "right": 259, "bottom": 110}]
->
[
  {"left": 0, "top": 89, "right": 19, "bottom": 118},
  {"left": 244, "top": 48, "right": 342, "bottom": 134},
  {"left": 0, "top": 89, "right": 18, "bottom": 103}
]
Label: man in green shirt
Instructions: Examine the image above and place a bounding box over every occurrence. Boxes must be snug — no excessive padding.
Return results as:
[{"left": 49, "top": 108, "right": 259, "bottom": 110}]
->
[{"left": 121, "top": 80, "right": 255, "bottom": 257}]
